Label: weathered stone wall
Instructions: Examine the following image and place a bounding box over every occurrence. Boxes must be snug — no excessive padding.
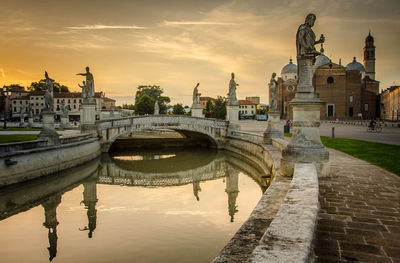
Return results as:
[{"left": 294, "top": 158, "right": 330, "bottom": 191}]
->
[{"left": 0, "top": 138, "right": 101, "bottom": 186}]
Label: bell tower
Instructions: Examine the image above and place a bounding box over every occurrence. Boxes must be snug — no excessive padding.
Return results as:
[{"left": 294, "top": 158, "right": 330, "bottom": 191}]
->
[{"left": 363, "top": 31, "right": 375, "bottom": 80}]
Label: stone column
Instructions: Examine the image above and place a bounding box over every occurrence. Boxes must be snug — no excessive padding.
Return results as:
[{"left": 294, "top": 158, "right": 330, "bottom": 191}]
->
[
  {"left": 263, "top": 110, "right": 283, "bottom": 144},
  {"left": 191, "top": 104, "right": 203, "bottom": 118},
  {"left": 60, "top": 116, "right": 69, "bottom": 128},
  {"left": 226, "top": 105, "right": 239, "bottom": 130},
  {"left": 80, "top": 102, "right": 97, "bottom": 134},
  {"left": 27, "top": 117, "right": 34, "bottom": 128},
  {"left": 39, "top": 111, "right": 60, "bottom": 145},
  {"left": 280, "top": 55, "right": 330, "bottom": 177}
]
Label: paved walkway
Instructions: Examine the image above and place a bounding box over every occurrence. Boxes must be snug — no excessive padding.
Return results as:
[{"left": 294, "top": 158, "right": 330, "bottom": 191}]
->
[{"left": 313, "top": 149, "right": 400, "bottom": 263}]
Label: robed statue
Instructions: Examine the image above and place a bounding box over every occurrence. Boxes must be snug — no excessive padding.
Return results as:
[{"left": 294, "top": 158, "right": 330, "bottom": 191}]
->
[
  {"left": 192, "top": 83, "right": 201, "bottom": 106},
  {"left": 77, "top": 66, "right": 95, "bottom": 103},
  {"left": 296, "top": 13, "right": 325, "bottom": 59},
  {"left": 61, "top": 99, "right": 69, "bottom": 117},
  {"left": 44, "top": 71, "right": 54, "bottom": 112},
  {"left": 154, "top": 100, "right": 159, "bottom": 115},
  {"left": 269, "top": 73, "right": 278, "bottom": 111},
  {"left": 228, "top": 73, "right": 239, "bottom": 105}
]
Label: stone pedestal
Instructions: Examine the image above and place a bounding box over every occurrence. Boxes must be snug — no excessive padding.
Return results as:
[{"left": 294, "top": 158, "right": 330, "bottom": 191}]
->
[
  {"left": 19, "top": 118, "right": 24, "bottom": 127},
  {"left": 80, "top": 103, "right": 97, "bottom": 134},
  {"left": 191, "top": 104, "right": 203, "bottom": 118},
  {"left": 28, "top": 118, "right": 34, "bottom": 128},
  {"left": 226, "top": 105, "right": 240, "bottom": 131},
  {"left": 60, "top": 116, "right": 69, "bottom": 128},
  {"left": 263, "top": 111, "right": 283, "bottom": 144},
  {"left": 280, "top": 56, "right": 330, "bottom": 177},
  {"left": 39, "top": 111, "right": 60, "bottom": 145}
]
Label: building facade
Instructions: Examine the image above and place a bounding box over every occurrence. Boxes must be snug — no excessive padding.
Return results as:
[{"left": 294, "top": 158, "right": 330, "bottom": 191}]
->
[
  {"left": 277, "top": 33, "right": 380, "bottom": 120},
  {"left": 239, "top": 100, "right": 256, "bottom": 116},
  {"left": 380, "top": 86, "right": 400, "bottom": 121}
]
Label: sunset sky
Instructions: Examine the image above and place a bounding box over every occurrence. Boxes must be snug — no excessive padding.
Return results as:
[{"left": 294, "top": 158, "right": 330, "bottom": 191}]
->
[{"left": 1, "top": 0, "right": 399, "bottom": 105}]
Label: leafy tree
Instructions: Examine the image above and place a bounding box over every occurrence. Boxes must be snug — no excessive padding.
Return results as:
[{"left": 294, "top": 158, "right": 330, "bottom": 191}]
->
[
  {"left": 172, "top": 103, "right": 185, "bottom": 115},
  {"left": 135, "top": 85, "right": 170, "bottom": 114},
  {"left": 122, "top": 104, "right": 135, "bottom": 110},
  {"left": 135, "top": 94, "right": 155, "bottom": 115},
  {"left": 204, "top": 100, "right": 213, "bottom": 118},
  {"left": 28, "top": 79, "right": 69, "bottom": 92},
  {"left": 211, "top": 96, "right": 226, "bottom": 120}
]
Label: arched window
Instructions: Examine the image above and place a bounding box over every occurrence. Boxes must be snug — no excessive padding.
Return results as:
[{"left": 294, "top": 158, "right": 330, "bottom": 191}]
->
[{"left": 327, "top": 76, "right": 334, "bottom": 84}]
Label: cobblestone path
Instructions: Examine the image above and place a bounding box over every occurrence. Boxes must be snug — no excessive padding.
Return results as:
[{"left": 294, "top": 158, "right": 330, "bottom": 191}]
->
[{"left": 313, "top": 149, "right": 400, "bottom": 263}]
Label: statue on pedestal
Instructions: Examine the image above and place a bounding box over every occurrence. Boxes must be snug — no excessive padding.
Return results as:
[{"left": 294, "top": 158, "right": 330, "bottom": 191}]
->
[
  {"left": 28, "top": 103, "right": 33, "bottom": 118},
  {"left": 77, "top": 67, "right": 95, "bottom": 103},
  {"left": 44, "top": 71, "right": 54, "bottom": 112},
  {"left": 154, "top": 100, "right": 159, "bottom": 115},
  {"left": 269, "top": 73, "right": 278, "bottom": 112},
  {"left": 61, "top": 99, "right": 68, "bottom": 117},
  {"left": 296, "top": 13, "right": 325, "bottom": 60},
  {"left": 228, "top": 73, "right": 239, "bottom": 105},
  {"left": 192, "top": 83, "right": 201, "bottom": 106}
]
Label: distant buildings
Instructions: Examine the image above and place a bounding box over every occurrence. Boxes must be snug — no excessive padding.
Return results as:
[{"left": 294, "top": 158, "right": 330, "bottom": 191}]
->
[
  {"left": 277, "top": 32, "right": 380, "bottom": 120},
  {"left": 239, "top": 100, "right": 256, "bottom": 115},
  {"left": 199, "top": 96, "right": 215, "bottom": 109},
  {"left": 380, "top": 86, "right": 400, "bottom": 121},
  {"left": 1, "top": 85, "right": 115, "bottom": 121},
  {"left": 245, "top": 96, "right": 260, "bottom": 105}
]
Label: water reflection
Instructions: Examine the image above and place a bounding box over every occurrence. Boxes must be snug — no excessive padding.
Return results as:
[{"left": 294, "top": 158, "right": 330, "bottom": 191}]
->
[{"left": 0, "top": 149, "right": 269, "bottom": 263}]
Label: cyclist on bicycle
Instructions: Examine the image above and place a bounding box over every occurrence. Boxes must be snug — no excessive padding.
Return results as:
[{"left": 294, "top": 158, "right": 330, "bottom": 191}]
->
[{"left": 369, "top": 119, "right": 377, "bottom": 130}]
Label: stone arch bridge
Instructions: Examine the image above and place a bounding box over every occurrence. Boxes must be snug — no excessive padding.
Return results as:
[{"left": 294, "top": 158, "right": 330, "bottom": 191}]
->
[{"left": 96, "top": 115, "right": 230, "bottom": 152}]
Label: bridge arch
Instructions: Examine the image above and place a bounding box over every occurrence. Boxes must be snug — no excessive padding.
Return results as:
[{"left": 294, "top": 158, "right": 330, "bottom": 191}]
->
[{"left": 96, "top": 115, "right": 229, "bottom": 152}]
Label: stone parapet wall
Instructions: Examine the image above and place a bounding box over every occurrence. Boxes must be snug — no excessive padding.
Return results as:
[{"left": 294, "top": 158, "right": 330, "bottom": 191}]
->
[
  {"left": 248, "top": 163, "right": 319, "bottom": 262},
  {"left": 0, "top": 138, "right": 101, "bottom": 186}
]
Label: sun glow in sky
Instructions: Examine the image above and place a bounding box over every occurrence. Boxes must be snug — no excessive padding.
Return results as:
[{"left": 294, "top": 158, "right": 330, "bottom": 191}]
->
[{"left": 1, "top": 0, "right": 399, "bottom": 105}]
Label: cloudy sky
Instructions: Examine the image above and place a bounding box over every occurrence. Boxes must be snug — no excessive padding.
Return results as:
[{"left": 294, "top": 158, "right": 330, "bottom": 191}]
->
[{"left": 1, "top": 0, "right": 399, "bottom": 105}]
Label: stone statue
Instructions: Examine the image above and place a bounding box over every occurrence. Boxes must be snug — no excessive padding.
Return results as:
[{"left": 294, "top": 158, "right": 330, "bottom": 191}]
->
[
  {"left": 269, "top": 73, "right": 278, "bottom": 111},
  {"left": 44, "top": 71, "right": 54, "bottom": 112},
  {"left": 19, "top": 110, "right": 24, "bottom": 121},
  {"left": 228, "top": 73, "right": 239, "bottom": 105},
  {"left": 28, "top": 103, "right": 32, "bottom": 118},
  {"left": 296, "top": 13, "right": 325, "bottom": 59},
  {"left": 154, "top": 100, "right": 159, "bottom": 115},
  {"left": 61, "top": 99, "right": 68, "bottom": 117},
  {"left": 77, "top": 66, "right": 95, "bottom": 103},
  {"left": 192, "top": 83, "right": 201, "bottom": 106}
]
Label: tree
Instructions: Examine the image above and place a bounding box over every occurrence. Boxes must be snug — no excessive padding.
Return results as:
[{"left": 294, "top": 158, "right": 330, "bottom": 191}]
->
[
  {"left": 204, "top": 100, "right": 213, "bottom": 118},
  {"left": 135, "top": 85, "right": 170, "bottom": 114},
  {"left": 135, "top": 94, "right": 155, "bottom": 115},
  {"left": 122, "top": 104, "right": 135, "bottom": 110},
  {"left": 172, "top": 103, "right": 185, "bottom": 115},
  {"left": 211, "top": 96, "right": 226, "bottom": 120},
  {"left": 28, "top": 79, "right": 70, "bottom": 92}
]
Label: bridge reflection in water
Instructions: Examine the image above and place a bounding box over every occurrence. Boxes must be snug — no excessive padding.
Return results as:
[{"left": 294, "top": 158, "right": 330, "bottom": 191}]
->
[{"left": 0, "top": 149, "right": 268, "bottom": 262}]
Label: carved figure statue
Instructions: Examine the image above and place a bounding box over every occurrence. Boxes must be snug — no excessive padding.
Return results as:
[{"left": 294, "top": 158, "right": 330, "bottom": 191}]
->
[
  {"left": 44, "top": 71, "right": 54, "bottom": 112},
  {"left": 154, "top": 100, "right": 159, "bottom": 115},
  {"left": 77, "top": 66, "right": 95, "bottom": 102},
  {"left": 192, "top": 83, "right": 201, "bottom": 105},
  {"left": 296, "top": 13, "right": 325, "bottom": 58},
  {"left": 61, "top": 99, "right": 68, "bottom": 117},
  {"left": 228, "top": 73, "right": 239, "bottom": 105},
  {"left": 78, "top": 81, "right": 90, "bottom": 101},
  {"left": 269, "top": 73, "right": 278, "bottom": 111}
]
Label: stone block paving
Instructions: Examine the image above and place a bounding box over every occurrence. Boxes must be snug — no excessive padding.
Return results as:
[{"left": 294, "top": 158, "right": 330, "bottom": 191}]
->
[{"left": 313, "top": 149, "right": 400, "bottom": 263}]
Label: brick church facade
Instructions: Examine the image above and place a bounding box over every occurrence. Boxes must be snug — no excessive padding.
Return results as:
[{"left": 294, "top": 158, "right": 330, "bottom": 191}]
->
[{"left": 277, "top": 32, "right": 379, "bottom": 120}]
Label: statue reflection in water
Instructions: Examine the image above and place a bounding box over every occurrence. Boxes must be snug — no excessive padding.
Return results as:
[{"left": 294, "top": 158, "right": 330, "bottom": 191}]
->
[
  {"left": 79, "top": 175, "right": 98, "bottom": 238},
  {"left": 192, "top": 181, "right": 201, "bottom": 201},
  {"left": 226, "top": 167, "right": 239, "bottom": 222},
  {"left": 41, "top": 194, "right": 61, "bottom": 262}
]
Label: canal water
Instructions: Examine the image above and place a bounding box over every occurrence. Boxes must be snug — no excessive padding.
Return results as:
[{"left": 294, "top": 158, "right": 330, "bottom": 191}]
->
[{"left": 0, "top": 148, "right": 266, "bottom": 263}]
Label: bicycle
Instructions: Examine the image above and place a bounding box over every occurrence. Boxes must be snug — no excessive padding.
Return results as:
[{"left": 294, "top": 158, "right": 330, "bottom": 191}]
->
[{"left": 366, "top": 124, "right": 382, "bottom": 133}]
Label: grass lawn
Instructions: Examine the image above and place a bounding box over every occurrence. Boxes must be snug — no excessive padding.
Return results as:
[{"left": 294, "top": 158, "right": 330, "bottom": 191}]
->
[
  {"left": 0, "top": 134, "right": 38, "bottom": 144},
  {"left": 321, "top": 136, "right": 400, "bottom": 176}
]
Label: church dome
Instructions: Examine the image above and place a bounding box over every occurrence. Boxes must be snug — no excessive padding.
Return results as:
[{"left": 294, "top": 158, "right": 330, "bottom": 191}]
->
[
  {"left": 281, "top": 59, "right": 297, "bottom": 74},
  {"left": 346, "top": 57, "right": 365, "bottom": 72},
  {"left": 315, "top": 54, "right": 330, "bottom": 68}
]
